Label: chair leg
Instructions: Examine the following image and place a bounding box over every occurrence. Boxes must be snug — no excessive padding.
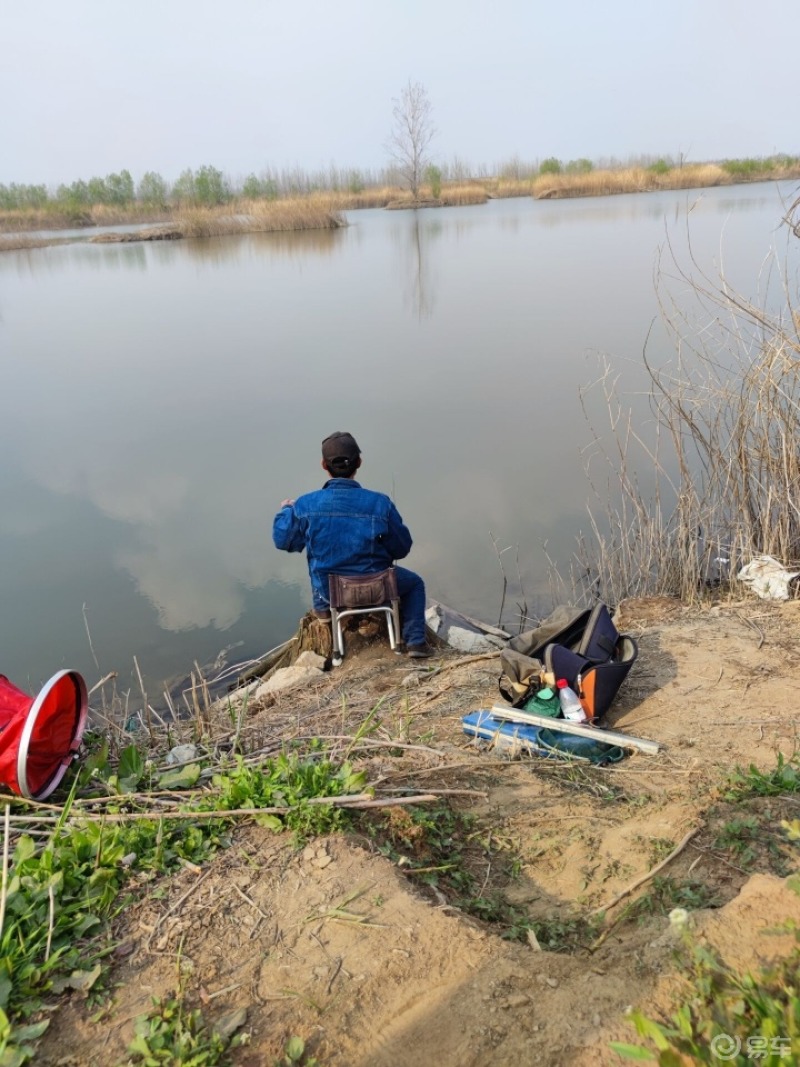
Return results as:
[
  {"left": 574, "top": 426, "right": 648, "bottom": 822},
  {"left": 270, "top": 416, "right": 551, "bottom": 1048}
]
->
[
  {"left": 330, "top": 609, "right": 344, "bottom": 666},
  {"left": 390, "top": 599, "right": 402, "bottom": 652},
  {"left": 384, "top": 611, "right": 396, "bottom": 650}
]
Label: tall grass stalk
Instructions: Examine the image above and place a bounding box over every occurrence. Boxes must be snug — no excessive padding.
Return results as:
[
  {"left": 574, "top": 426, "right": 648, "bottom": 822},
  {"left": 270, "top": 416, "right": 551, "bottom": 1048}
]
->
[{"left": 574, "top": 196, "right": 800, "bottom": 603}]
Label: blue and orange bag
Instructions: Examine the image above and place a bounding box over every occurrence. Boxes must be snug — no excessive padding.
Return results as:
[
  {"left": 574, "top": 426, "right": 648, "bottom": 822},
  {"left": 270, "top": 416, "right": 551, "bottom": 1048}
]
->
[{"left": 498, "top": 602, "right": 637, "bottom": 723}]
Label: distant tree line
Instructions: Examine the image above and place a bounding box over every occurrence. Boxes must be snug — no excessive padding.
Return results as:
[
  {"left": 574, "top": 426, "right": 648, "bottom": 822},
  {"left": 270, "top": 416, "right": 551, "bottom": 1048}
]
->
[
  {"left": 0, "top": 166, "right": 233, "bottom": 212},
  {"left": 2, "top": 153, "right": 799, "bottom": 214}
]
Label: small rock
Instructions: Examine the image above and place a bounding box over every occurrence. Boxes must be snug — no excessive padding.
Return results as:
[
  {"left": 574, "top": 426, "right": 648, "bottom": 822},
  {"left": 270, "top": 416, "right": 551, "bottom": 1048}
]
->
[
  {"left": 546, "top": 977, "right": 559, "bottom": 988},
  {"left": 505, "top": 994, "right": 530, "bottom": 1009},
  {"left": 214, "top": 1007, "right": 248, "bottom": 1040},
  {"left": 256, "top": 651, "right": 327, "bottom": 698},
  {"left": 401, "top": 673, "right": 420, "bottom": 687}
]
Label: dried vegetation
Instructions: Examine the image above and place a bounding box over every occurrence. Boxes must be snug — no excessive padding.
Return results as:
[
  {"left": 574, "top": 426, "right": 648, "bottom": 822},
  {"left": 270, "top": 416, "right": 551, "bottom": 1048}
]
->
[
  {"left": 572, "top": 192, "right": 800, "bottom": 606},
  {"left": 532, "top": 161, "right": 800, "bottom": 199}
]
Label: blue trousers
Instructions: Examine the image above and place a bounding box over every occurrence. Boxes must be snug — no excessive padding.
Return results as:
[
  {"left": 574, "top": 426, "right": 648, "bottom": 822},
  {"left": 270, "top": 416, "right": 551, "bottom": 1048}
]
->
[{"left": 394, "top": 566, "right": 427, "bottom": 646}]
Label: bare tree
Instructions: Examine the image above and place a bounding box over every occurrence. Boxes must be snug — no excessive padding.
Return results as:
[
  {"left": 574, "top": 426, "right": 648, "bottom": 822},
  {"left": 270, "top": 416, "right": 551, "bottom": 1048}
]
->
[{"left": 387, "top": 80, "right": 436, "bottom": 200}]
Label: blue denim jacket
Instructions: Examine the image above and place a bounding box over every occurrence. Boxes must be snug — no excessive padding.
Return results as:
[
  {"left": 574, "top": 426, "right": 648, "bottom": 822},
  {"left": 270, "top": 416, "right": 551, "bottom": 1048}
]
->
[{"left": 272, "top": 479, "right": 413, "bottom": 609}]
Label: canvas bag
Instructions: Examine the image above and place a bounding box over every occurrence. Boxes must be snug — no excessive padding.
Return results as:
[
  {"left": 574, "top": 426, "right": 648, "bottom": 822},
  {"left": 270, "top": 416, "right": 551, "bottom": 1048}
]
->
[{"left": 498, "top": 603, "right": 637, "bottom": 722}]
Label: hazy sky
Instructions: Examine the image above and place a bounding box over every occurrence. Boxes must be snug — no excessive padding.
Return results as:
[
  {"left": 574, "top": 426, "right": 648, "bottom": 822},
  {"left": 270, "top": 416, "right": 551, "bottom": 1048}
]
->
[{"left": 2, "top": 0, "right": 797, "bottom": 189}]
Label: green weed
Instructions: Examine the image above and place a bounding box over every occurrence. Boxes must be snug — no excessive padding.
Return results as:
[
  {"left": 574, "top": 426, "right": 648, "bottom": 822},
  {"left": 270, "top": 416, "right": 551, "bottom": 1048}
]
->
[
  {"left": 503, "top": 912, "right": 600, "bottom": 952},
  {"left": 723, "top": 752, "right": 800, "bottom": 801},
  {"left": 612, "top": 942, "right": 800, "bottom": 1064},
  {"left": 0, "top": 745, "right": 364, "bottom": 1062},
  {"left": 714, "top": 816, "right": 762, "bottom": 866},
  {"left": 127, "top": 993, "right": 249, "bottom": 1066},
  {"left": 648, "top": 838, "right": 676, "bottom": 865},
  {"left": 623, "top": 876, "right": 722, "bottom": 922},
  {"left": 203, "top": 752, "right": 367, "bottom": 843},
  {"left": 613, "top": 818, "right": 800, "bottom": 1063},
  {"left": 275, "top": 1035, "right": 318, "bottom": 1066}
]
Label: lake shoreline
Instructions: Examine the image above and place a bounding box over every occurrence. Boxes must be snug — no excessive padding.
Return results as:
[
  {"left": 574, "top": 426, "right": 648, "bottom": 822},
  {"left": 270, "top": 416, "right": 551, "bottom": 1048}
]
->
[{"left": 3, "top": 166, "right": 799, "bottom": 251}]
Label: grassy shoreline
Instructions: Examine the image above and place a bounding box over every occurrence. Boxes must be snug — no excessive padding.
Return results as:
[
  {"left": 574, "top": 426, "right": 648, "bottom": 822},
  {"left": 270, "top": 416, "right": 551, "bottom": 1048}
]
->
[
  {"left": 2, "top": 160, "right": 799, "bottom": 250},
  {"left": 0, "top": 197, "right": 346, "bottom": 250}
]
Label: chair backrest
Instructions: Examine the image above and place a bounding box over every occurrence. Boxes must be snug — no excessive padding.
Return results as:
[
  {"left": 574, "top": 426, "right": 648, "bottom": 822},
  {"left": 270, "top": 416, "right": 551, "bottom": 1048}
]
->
[{"left": 328, "top": 568, "right": 399, "bottom": 611}]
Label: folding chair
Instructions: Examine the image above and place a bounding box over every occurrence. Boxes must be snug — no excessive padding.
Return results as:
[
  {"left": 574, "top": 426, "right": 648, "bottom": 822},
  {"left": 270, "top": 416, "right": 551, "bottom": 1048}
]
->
[{"left": 328, "top": 568, "right": 402, "bottom": 666}]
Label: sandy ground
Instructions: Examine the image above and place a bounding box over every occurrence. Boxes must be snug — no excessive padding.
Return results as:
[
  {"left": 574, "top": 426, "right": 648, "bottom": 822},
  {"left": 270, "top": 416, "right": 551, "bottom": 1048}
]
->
[{"left": 38, "top": 597, "right": 800, "bottom": 1066}]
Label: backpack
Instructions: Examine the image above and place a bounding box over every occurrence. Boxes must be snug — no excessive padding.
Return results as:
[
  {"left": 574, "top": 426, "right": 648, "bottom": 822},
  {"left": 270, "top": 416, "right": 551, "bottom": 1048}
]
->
[{"left": 498, "top": 602, "right": 637, "bottom": 723}]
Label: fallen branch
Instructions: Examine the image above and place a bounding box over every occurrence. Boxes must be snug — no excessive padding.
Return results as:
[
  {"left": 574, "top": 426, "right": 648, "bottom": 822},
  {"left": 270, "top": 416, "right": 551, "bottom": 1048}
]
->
[
  {"left": 433, "top": 650, "right": 502, "bottom": 672},
  {"left": 3, "top": 792, "right": 440, "bottom": 825},
  {"left": 592, "top": 827, "right": 699, "bottom": 917}
]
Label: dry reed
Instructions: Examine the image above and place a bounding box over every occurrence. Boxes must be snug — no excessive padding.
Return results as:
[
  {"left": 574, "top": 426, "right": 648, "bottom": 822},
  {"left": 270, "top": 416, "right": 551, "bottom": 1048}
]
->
[
  {"left": 486, "top": 178, "right": 535, "bottom": 199},
  {"left": 532, "top": 164, "right": 730, "bottom": 200},
  {"left": 438, "top": 183, "right": 489, "bottom": 206},
  {"left": 175, "top": 197, "right": 345, "bottom": 238},
  {"left": 0, "top": 234, "right": 67, "bottom": 252},
  {"left": 572, "top": 198, "right": 800, "bottom": 604},
  {"left": 333, "top": 186, "right": 404, "bottom": 209}
]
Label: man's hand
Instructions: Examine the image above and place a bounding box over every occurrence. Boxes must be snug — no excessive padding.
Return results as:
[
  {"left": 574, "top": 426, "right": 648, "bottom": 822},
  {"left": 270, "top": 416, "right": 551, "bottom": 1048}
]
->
[{"left": 280, "top": 499, "right": 295, "bottom": 508}]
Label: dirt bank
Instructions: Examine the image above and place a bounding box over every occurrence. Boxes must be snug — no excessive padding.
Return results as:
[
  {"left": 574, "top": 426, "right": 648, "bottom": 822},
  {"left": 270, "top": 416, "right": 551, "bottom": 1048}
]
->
[{"left": 37, "top": 597, "right": 800, "bottom": 1066}]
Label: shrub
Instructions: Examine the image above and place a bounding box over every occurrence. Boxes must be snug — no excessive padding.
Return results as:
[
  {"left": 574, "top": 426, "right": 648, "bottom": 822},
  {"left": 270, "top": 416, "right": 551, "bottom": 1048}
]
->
[
  {"left": 539, "top": 157, "right": 562, "bottom": 175},
  {"left": 565, "top": 158, "right": 593, "bottom": 174},
  {"left": 648, "top": 159, "right": 671, "bottom": 175},
  {"left": 425, "top": 165, "right": 442, "bottom": 199}
]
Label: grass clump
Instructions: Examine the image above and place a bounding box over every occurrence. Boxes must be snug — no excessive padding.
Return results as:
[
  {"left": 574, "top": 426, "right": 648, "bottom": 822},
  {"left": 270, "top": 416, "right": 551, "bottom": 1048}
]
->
[
  {"left": 128, "top": 994, "right": 249, "bottom": 1066},
  {"left": 0, "top": 744, "right": 366, "bottom": 1063},
  {"left": 200, "top": 752, "right": 367, "bottom": 842},
  {"left": 613, "top": 941, "right": 800, "bottom": 1064},
  {"left": 622, "top": 876, "right": 722, "bottom": 925},
  {"left": 723, "top": 753, "right": 800, "bottom": 801}
]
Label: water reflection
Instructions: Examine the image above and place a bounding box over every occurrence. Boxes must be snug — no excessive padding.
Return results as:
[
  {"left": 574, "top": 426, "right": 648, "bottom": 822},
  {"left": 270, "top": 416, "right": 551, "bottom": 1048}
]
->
[
  {"left": 180, "top": 227, "right": 345, "bottom": 265},
  {"left": 392, "top": 212, "right": 443, "bottom": 318},
  {"left": 0, "top": 226, "right": 346, "bottom": 279},
  {"left": 0, "top": 182, "right": 796, "bottom": 696}
]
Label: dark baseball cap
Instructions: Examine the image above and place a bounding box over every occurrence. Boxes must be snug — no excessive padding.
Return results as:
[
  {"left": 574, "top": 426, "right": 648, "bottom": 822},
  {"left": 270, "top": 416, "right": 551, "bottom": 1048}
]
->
[{"left": 321, "top": 431, "right": 361, "bottom": 463}]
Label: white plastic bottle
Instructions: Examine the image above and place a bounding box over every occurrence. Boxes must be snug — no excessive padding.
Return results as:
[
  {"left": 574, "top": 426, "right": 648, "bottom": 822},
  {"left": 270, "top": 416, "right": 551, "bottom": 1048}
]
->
[{"left": 556, "top": 678, "right": 587, "bottom": 722}]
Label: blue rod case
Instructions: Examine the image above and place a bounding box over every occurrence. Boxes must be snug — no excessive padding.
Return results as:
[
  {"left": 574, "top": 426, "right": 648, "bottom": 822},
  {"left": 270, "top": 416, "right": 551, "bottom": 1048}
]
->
[{"left": 462, "top": 710, "right": 625, "bottom": 765}]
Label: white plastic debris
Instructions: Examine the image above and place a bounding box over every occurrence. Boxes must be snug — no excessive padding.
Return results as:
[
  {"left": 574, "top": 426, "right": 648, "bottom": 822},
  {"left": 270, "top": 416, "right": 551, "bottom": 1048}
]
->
[
  {"left": 737, "top": 554, "right": 800, "bottom": 600},
  {"left": 165, "top": 743, "right": 198, "bottom": 765}
]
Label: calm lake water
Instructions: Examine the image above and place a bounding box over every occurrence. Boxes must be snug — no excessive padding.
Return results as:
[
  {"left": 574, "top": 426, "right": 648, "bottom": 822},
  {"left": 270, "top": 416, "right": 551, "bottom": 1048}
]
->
[{"left": 1, "top": 183, "right": 796, "bottom": 700}]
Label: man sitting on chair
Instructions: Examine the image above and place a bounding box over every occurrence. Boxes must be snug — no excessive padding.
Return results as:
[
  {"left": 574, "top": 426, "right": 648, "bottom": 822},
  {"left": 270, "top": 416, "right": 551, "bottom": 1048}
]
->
[{"left": 272, "top": 431, "right": 431, "bottom": 657}]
